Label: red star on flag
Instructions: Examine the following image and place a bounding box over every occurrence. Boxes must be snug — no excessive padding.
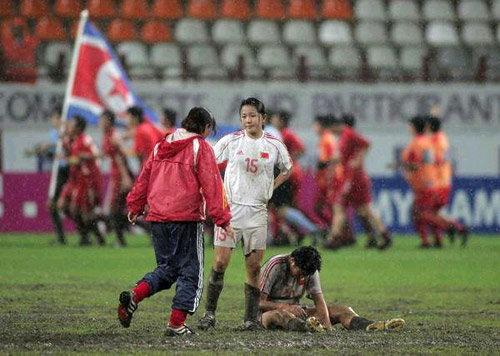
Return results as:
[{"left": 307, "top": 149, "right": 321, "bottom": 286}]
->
[{"left": 108, "top": 75, "right": 128, "bottom": 102}]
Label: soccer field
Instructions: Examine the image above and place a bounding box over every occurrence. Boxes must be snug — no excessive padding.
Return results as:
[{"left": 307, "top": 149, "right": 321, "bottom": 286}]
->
[{"left": 0, "top": 233, "right": 499, "bottom": 355}]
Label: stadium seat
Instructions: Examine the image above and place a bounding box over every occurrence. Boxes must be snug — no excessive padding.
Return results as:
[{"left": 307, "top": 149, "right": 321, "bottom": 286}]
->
[
  {"left": 493, "top": 1, "right": 500, "bottom": 21},
  {"left": 142, "top": 21, "right": 173, "bottom": 43},
  {"left": 121, "top": 0, "right": 150, "bottom": 20},
  {"left": 318, "top": 20, "right": 352, "bottom": 46},
  {"left": 150, "top": 43, "right": 182, "bottom": 70},
  {"left": 54, "top": 0, "right": 83, "bottom": 18},
  {"left": 20, "top": 0, "right": 49, "bottom": 18},
  {"left": 367, "top": 45, "right": 399, "bottom": 79},
  {"left": 462, "top": 23, "right": 493, "bottom": 46},
  {"left": 255, "top": 0, "right": 286, "bottom": 20},
  {"left": 293, "top": 45, "right": 328, "bottom": 78},
  {"left": 426, "top": 21, "right": 459, "bottom": 46},
  {"left": 35, "top": 17, "right": 67, "bottom": 41},
  {"left": 388, "top": 0, "right": 420, "bottom": 21},
  {"left": 473, "top": 47, "right": 500, "bottom": 80},
  {"left": 321, "top": 0, "right": 352, "bottom": 20},
  {"left": 187, "top": 0, "right": 217, "bottom": 20},
  {"left": 42, "top": 42, "right": 72, "bottom": 68},
  {"left": 0, "top": 0, "right": 13, "bottom": 17},
  {"left": 187, "top": 44, "right": 227, "bottom": 79},
  {"left": 328, "top": 47, "right": 361, "bottom": 77},
  {"left": 152, "top": 0, "right": 183, "bottom": 19},
  {"left": 355, "top": 21, "right": 388, "bottom": 45},
  {"left": 258, "top": 45, "right": 294, "bottom": 79},
  {"left": 497, "top": 25, "right": 500, "bottom": 44},
  {"left": 458, "top": 0, "right": 489, "bottom": 21},
  {"left": 355, "top": 0, "right": 386, "bottom": 21},
  {"left": 221, "top": 44, "right": 257, "bottom": 68},
  {"left": 437, "top": 47, "right": 472, "bottom": 80},
  {"left": 87, "top": 0, "right": 117, "bottom": 19},
  {"left": 175, "top": 19, "right": 208, "bottom": 44},
  {"left": 69, "top": 20, "right": 78, "bottom": 39},
  {"left": 288, "top": 0, "right": 317, "bottom": 19},
  {"left": 400, "top": 47, "right": 426, "bottom": 73},
  {"left": 221, "top": 0, "right": 251, "bottom": 20},
  {"left": 247, "top": 20, "right": 280, "bottom": 45},
  {"left": 283, "top": 20, "right": 316, "bottom": 45},
  {"left": 422, "top": 0, "right": 455, "bottom": 21},
  {"left": 117, "top": 41, "right": 150, "bottom": 67},
  {"left": 212, "top": 20, "right": 245, "bottom": 44},
  {"left": 391, "top": 22, "right": 423, "bottom": 46},
  {"left": 108, "top": 19, "right": 137, "bottom": 42}
]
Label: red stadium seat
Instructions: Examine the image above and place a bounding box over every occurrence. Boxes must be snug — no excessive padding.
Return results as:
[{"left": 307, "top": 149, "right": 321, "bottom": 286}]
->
[
  {"left": 121, "top": 0, "right": 150, "bottom": 20},
  {"left": 321, "top": 0, "right": 352, "bottom": 20},
  {"left": 1, "top": 17, "right": 29, "bottom": 40},
  {"left": 0, "top": 0, "right": 14, "bottom": 17},
  {"left": 87, "top": 0, "right": 117, "bottom": 19},
  {"left": 288, "top": 0, "right": 317, "bottom": 19},
  {"left": 187, "top": 0, "right": 217, "bottom": 20},
  {"left": 54, "top": 0, "right": 83, "bottom": 18},
  {"left": 221, "top": 0, "right": 251, "bottom": 20},
  {"left": 20, "top": 0, "right": 49, "bottom": 18},
  {"left": 142, "top": 21, "right": 173, "bottom": 43},
  {"left": 255, "top": 0, "right": 286, "bottom": 20},
  {"left": 153, "top": 0, "right": 183, "bottom": 19},
  {"left": 35, "top": 17, "right": 67, "bottom": 41},
  {"left": 108, "top": 19, "right": 137, "bottom": 42}
]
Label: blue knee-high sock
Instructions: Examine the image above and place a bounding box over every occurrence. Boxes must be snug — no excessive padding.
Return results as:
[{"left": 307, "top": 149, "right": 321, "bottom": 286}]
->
[{"left": 283, "top": 208, "right": 319, "bottom": 234}]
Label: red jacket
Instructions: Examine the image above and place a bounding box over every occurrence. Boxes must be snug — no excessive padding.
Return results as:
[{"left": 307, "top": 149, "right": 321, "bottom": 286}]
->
[{"left": 127, "top": 129, "right": 231, "bottom": 228}]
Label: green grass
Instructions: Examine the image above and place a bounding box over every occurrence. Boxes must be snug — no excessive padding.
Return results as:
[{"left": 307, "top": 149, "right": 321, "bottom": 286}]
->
[{"left": 0, "top": 233, "right": 499, "bottom": 355}]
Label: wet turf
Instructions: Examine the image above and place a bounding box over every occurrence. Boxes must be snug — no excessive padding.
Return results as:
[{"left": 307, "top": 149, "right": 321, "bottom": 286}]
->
[{"left": 0, "top": 234, "right": 499, "bottom": 355}]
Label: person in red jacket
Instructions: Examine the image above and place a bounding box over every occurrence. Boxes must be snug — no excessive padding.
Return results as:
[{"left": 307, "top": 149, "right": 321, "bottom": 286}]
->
[{"left": 118, "top": 107, "right": 233, "bottom": 337}]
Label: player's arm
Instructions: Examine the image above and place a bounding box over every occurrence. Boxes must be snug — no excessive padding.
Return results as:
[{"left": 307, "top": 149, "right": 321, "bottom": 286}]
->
[
  {"left": 273, "top": 167, "right": 292, "bottom": 190},
  {"left": 126, "top": 150, "right": 153, "bottom": 223},
  {"left": 274, "top": 141, "right": 294, "bottom": 190},
  {"left": 112, "top": 135, "right": 133, "bottom": 188},
  {"left": 259, "top": 292, "right": 307, "bottom": 319},
  {"left": 311, "top": 293, "right": 332, "bottom": 330}
]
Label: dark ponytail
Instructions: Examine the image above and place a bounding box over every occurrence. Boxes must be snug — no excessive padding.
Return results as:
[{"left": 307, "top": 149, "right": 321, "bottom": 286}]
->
[{"left": 181, "top": 107, "right": 216, "bottom": 136}]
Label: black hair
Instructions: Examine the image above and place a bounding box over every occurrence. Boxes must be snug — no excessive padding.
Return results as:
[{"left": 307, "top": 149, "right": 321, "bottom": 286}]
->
[
  {"left": 277, "top": 111, "right": 291, "bottom": 127},
  {"left": 50, "top": 104, "right": 63, "bottom": 118},
  {"left": 181, "top": 107, "right": 216, "bottom": 136},
  {"left": 127, "top": 105, "right": 144, "bottom": 123},
  {"left": 342, "top": 113, "right": 356, "bottom": 128},
  {"left": 315, "top": 115, "right": 331, "bottom": 128},
  {"left": 427, "top": 116, "right": 441, "bottom": 133},
  {"left": 101, "top": 110, "right": 116, "bottom": 126},
  {"left": 291, "top": 246, "right": 322, "bottom": 275},
  {"left": 73, "top": 115, "right": 87, "bottom": 132},
  {"left": 410, "top": 116, "right": 427, "bottom": 134},
  {"left": 162, "top": 108, "right": 177, "bottom": 126},
  {"left": 240, "top": 97, "right": 266, "bottom": 116}
]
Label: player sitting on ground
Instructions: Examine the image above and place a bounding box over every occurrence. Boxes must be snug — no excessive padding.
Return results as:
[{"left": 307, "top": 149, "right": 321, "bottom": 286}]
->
[{"left": 259, "top": 246, "right": 405, "bottom": 332}]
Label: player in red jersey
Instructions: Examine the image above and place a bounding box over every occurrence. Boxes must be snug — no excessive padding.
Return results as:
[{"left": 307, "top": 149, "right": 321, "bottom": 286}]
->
[
  {"left": 126, "top": 106, "right": 165, "bottom": 168},
  {"left": 161, "top": 107, "right": 177, "bottom": 135},
  {"left": 99, "top": 110, "right": 134, "bottom": 247},
  {"left": 427, "top": 116, "right": 469, "bottom": 246},
  {"left": 58, "top": 115, "right": 105, "bottom": 246},
  {"left": 325, "top": 115, "right": 392, "bottom": 250}
]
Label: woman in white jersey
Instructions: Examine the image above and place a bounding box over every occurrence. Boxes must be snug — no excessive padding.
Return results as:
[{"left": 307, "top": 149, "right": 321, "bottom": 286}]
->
[{"left": 199, "top": 98, "right": 293, "bottom": 331}]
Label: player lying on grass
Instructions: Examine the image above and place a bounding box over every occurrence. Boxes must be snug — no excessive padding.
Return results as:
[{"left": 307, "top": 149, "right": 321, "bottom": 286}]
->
[{"left": 259, "top": 246, "right": 405, "bottom": 332}]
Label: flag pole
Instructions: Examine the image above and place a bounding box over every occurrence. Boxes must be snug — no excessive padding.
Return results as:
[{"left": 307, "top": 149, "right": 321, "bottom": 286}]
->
[{"left": 48, "top": 10, "right": 89, "bottom": 199}]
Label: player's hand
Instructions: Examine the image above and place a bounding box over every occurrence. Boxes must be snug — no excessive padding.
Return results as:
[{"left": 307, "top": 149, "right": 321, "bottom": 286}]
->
[
  {"left": 282, "top": 304, "right": 307, "bottom": 319},
  {"left": 127, "top": 212, "right": 139, "bottom": 225},
  {"left": 223, "top": 225, "right": 235, "bottom": 241},
  {"left": 122, "top": 177, "right": 133, "bottom": 190}
]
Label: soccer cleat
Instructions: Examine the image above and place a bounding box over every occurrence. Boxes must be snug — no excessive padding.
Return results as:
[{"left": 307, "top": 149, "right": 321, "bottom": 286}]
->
[
  {"left": 366, "top": 238, "right": 378, "bottom": 249},
  {"left": 198, "top": 311, "right": 216, "bottom": 330},
  {"left": 166, "top": 324, "right": 194, "bottom": 337},
  {"left": 305, "top": 316, "right": 326, "bottom": 333},
  {"left": 366, "top": 318, "right": 405, "bottom": 332},
  {"left": 117, "top": 291, "right": 137, "bottom": 328},
  {"left": 241, "top": 320, "right": 262, "bottom": 331}
]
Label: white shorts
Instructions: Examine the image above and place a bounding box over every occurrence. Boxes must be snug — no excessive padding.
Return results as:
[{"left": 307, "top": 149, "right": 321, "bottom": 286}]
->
[{"left": 214, "top": 203, "right": 267, "bottom": 255}]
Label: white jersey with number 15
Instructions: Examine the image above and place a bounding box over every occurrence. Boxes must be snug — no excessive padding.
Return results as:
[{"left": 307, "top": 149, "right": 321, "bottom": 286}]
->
[{"left": 214, "top": 130, "right": 293, "bottom": 208}]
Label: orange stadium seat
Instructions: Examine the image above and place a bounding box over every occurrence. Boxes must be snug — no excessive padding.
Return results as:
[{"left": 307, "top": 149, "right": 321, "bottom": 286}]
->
[
  {"left": 321, "top": 0, "right": 352, "bottom": 20},
  {"left": 188, "top": 0, "right": 217, "bottom": 20},
  {"left": 35, "top": 17, "right": 67, "bottom": 41},
  {"left": 288, "top": 0, "right": 317, "bottom": 19},
  {"left": 153, "top": 0, "right": 183, "bottom": 19},
  {"left": 54, "top": 0, "right": 83, "bottom": 18},
  {"left": 121, "top": 0, "right": 150, "bottom": 20},
  {"left": 255, "top": 0, "right": 285, "bottom": 19},
  {"left": 87, "top": 0, "right": 117, "bottom": 19},
  {"left": 108, "top": 19, "right": 137, "bottom": 42},
  {"left": 20, "top": 0, "right": 49, "bottom": 18},
  {"left": 0, "top": 0, "right": 14, "bottom": 17},
  {"left": 142, "top": 21, "right": 173, "bottom": 43},
  {"left": 221, "top": 0, "right": 251, "bottom": 20}
]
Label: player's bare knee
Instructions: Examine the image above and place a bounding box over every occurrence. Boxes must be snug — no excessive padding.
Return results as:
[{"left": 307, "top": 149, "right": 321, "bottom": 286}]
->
[{"left": 213, "top": 258, "right": 228, "bottom": 273}]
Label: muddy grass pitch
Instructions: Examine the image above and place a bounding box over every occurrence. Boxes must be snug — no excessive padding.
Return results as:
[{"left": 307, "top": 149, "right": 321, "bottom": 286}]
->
[{"left": 1, "top": 234, "right": 499, "bottom": 355}]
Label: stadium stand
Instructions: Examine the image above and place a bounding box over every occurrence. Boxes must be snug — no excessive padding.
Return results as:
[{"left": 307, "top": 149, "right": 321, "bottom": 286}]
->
[{"left": 3, "top": 0, "right": 500, "bottom": 83}]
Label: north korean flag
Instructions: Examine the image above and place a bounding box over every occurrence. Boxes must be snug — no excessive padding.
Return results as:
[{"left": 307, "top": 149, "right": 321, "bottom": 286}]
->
[{"left": 67, "top": 19, "right": 158, "bottom": 125}]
